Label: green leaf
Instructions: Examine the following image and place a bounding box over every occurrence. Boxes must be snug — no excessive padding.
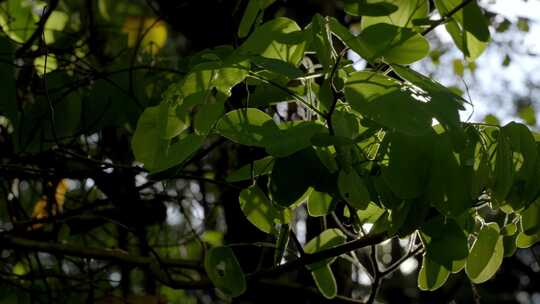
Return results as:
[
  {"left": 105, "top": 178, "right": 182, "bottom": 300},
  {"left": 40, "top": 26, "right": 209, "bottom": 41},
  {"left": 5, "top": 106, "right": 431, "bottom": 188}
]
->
[
  {"left": 426, "top": 132, "right": 471, "bottom": 216},
  {"left": 304, "top": 228, "right": 347, "bottom": 270},
  {"left": 0, "top": 0, "right": 38, "bottom": 42},
  {"left": 418, "top": 255, "right": 450, "bottom": 291},
  {"left": 381, "top": 131, "right": 432, "bottom": 198},
  {"left": 240, "top": 17, "right": 306, "bottom": 65},
  {"left": 311, "top": 265, "right": 338, "bottom": 299},
  {"left": 204, "top": 246, "right": 246, "bottom": 297},
  {"left": 461, "top": 127, "right": 491, "bottom": 198},
  {"left": 239, "top": 185, "right": 288, "bottom": 234},
  {"left": 521, "top": 201, "right": 540, "bottom": 236},
  {"left": 338, "top": 169, "right": 370, "bottom": 210},
  {"left": 484, "top": 114, "right": 500, "bottom": 125},
  {"left": 519, "top": 106, "right": 536, "bottom": 126},
  {"left": 202, "top": 231, "right": 224, "bottom": 247},
  {"left": 132, "top": 106, "right": 205, "bottom": 172},
  {"left": 44, "top": 11, "right": 69, "bottom": 44},
  {"left": 181, "top": 58, "right": 249, "bottom": 98},
  {"left": 250, "top": 56, "right": 303, "bottom": 79},
  {"left": 465, "top": 223, "right": 504, "bottom": 284},
  {"left": 238, "top": 0, "right": 262, "bottom": 38},
  {"left": 421, "top": 217, "right": 468, "bottom": 272},
  {"left": 309, "top": 14, "right": 333, "bottom": 71},
  {"left": 265, "top": 121, "right": 326, "bottom": 157},
  {"left": 318, "top": 79, "right": 334, "bottom": 112},
  {"left": 361, "top": 0, "right": 429, "bottom": 28},
  {"left": 344, "top": 71, "right": 432, "bottom": 135},
  {"left": 492, "top": 127, "right": 514, "bottom": 202},
  {"left": 358, "top": 23, "right": 429, "bottom": 64},
  {"left": 506, "top": 122, "right": 538, "bottom": 181},
  {"left": 517, "top": 17, "right": 530, "bottom": 32},
  {"left": 503, "top": 122, "right": 539, "bottom": 208},
  {"left": 332, "top": 110, "right": 362, "bottom": 139},
  {"left": 194, "top": 101, "right": 225, "bottom": 135},
  {"left": 307, "top": 190, "right": 334, "bottom": 217},
  {"left": 343, "top": 0, "right": 398, "bottom": 17},
  {"left": 503, "top": 234, "right": 517, "bottom": 257},
  {"left": 356, "top": 202, "right": 386, "bottom": 223},
  {"left": 392, "top": 200, "right": 430, "bottom": 237},
  {"left": 156, "top": 134, "right": 206, "bottom": 172},
  {"left": 269, "top": 149, "right": 327, "bottom": 207},
  {"left": 158, "top": 102, "right": 188, "bottom": 139},
  {"left": 502, "top": 223, "right": 518, "bottom": 236},
  {"left": 311, "top": 134, "right": 354, "bottom": 147},
  {"left": 434, "top": 0, "right": 490, "bottom": 60},
  {"left": 215, "top": 108, "right": 279, "bottom": 147},
  {"left": 516, "top": 231, "right": 540, "bottom": 248},
  {"left": 332, "top": 19, "right": 430, "bottom": 64},
  {"left": 226, "top": 156, "right": 274, "bottom": 182},
  {"left": 391, "top": 64, "right": 466, "bottom": 148},
  {"left": 328, "top": 18, "right": 373, "bottom": 63}
]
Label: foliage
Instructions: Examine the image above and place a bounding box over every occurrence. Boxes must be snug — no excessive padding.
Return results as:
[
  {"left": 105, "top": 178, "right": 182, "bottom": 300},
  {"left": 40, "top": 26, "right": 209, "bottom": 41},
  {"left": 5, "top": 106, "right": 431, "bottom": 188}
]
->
[{"left": 0, "top": 0, "right": 539, "bottom": 303}]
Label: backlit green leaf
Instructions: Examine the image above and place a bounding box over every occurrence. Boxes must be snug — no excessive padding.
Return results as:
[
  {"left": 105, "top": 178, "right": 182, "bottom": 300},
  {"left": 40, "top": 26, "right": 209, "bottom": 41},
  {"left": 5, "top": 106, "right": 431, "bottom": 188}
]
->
[
  {"left": 434, "top": 0, "right": 490, "bottom": 60},
  {"left": 356, "top": 202, "right": 386, "bottom": 223},
  {"left": 307, "top": 190, "right": 334, "bottom": 217},
  {"left": 426, "top": 132, "right": 471, "bottom": 216},
  {"left": 304, "top": 228, "right": 347, "bottom": 270},
  {"left": 358, "top": 23, "right": 429, "bottom": 64},
  {"left": 215, "top": 108, "right": 279, "bottom": 147},
  {"left": 361, "top": 0, "right": 429, "bottom": 28},
  {"left": 269, "top": 148, "right": 329, "bottom": 207},
  {"left": 338, "top": 169, "right": 370, "bottom": 210},
  {"left": 311, "top": 265, "right": 338, "bottom": 299},
  {"left": 194, "top": 101, "right": 225, "bottom": 135},
  {"left": 344, "top": 71, "right": 432, "bottom": 135},
  {"left": 418, "top": 255, "right": 450, "bottom": 291},
  {"left": 204, "top": 246, "right": 246, "bottom": 297},
  {"left": 238, "top": 0, "right": 262, "bottom": 38},
  {"left": 466, "top": 223, "right": 504, "bottom": 284},
  {"left": 421, "top": 217, "right": 468, "bottom": 272},
  {"left": 381, "top": 131, "right": 432, "bottom": 198},
  {"left": 520, "top": 201, "right": 540, "bottom": 236},
  {"left": 265, "top": 121, "right": 326, "bottom": 157},
  {"left": 240, "top": 17, "right": 306, "bottom": 65},
  {"left": 227, "top": 156, "right": 274, "bottom": 182},
  {"left": 239, "top": 185, "right": 288, "bottom": 234},
  {"left": 391, "top": 64, "right": 466, "bottom": 148},
  {"left": 132, "top": 106, "right": 205, "bottom": 172},
  {"left": 310, "top": 14, "right": 333, "bottom": 71},
  {"left": 492, "top": 128, "right": 513, "bottom": 202},
  {"left": 516, "top": 231, "right": 540, "bottom": 248},
  {"left": 343, "top": 0, "right": 398, "bottom": 17}
]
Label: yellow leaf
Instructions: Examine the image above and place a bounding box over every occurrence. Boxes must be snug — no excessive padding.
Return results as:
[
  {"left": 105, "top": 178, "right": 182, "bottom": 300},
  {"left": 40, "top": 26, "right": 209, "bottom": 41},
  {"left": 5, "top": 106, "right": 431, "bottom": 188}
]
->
[
  {"left": 30, "top": 179, "right": 68, "bottom": 229},
  {"left": 55, "top": 179, "right": 68, "bottom": 206},
  {"left": 122, "top": 16, "right": 168, "bottom": 54}
]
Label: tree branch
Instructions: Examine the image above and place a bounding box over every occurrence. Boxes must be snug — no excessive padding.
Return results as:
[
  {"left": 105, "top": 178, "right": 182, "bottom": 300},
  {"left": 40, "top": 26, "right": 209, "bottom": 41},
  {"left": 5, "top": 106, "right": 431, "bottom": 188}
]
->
[
  {"left": 421, "top": 0, "right": 475, "bottom": 36},
  {"left": 0, "top": 235, "right": 202, "bottom": 271},
  {"left": 250, "top": 231, "right": 388, "bottom": 279}
]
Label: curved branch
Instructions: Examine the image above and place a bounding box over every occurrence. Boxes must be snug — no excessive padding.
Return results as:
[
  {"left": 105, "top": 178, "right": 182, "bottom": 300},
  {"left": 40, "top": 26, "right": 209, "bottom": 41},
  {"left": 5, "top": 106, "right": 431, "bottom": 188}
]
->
[
  {"left": 250, "top": 231, "right": 389, "bottom": 279},
  {"left": 0, "top": 235, "right": 202, "bottom": 271}
]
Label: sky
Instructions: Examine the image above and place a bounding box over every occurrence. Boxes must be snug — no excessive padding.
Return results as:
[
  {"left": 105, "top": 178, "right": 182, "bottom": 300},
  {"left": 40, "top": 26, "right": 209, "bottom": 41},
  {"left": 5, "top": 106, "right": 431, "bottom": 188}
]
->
[
  {"left": 347, "top": 0, "right": 540, "bottom": 125},
  {"left": 434, "top": 0, "right": 540, "bottom": 124}
]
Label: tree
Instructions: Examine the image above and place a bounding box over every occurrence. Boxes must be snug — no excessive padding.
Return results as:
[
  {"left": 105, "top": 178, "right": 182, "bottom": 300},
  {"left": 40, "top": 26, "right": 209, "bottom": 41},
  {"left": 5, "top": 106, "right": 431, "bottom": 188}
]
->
[{"left": 0, "top": 0, "right": 539, "bottom": 303}]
